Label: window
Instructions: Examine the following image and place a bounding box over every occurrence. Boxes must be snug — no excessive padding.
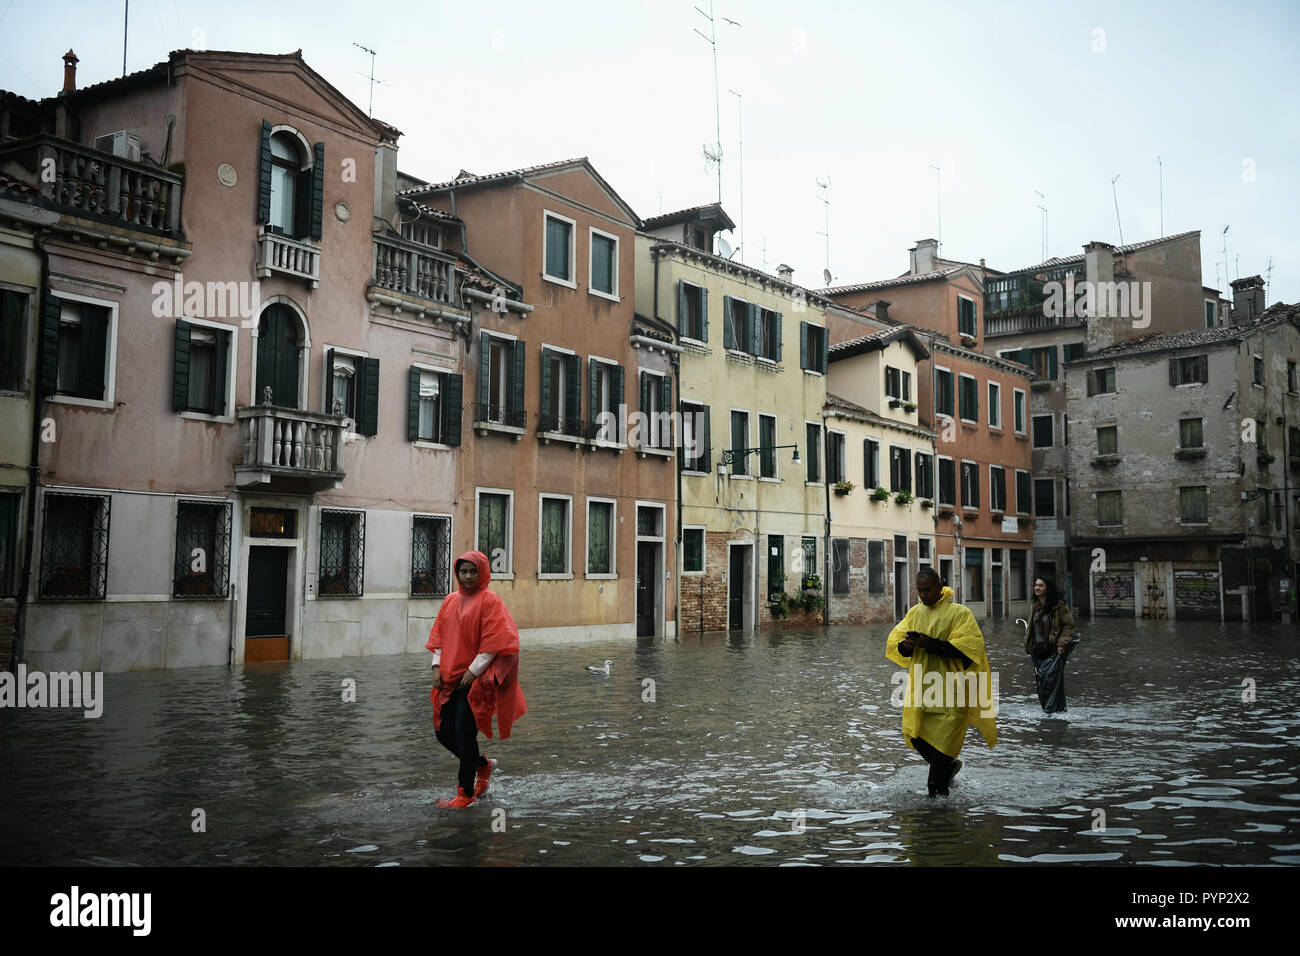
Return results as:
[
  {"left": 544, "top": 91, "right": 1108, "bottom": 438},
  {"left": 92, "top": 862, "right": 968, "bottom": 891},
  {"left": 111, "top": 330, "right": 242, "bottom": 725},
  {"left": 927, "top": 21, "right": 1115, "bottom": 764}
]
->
[
  {"left": 678, "top": 281, "right": 708, "bottom": 342},
  {"left": 257, "top": 124, "right": 322, "bottom": 240},
  {"left": 935, "top": 369, "right": 954, "bottom": 417},
  {"left": 730, "top": 410, "right": 751, "bottom": 476},
  {"left": 799, "top": 322, "right": 828, "bottom": 374},
  {"left": 541, "top": 347, "right": 582, "bottom": 436},
  {"left": 409, "top": 367, "right": 463, "bottom": 446},
  {"left": 801, "top": 536, "right": 817, "bottom": 588},
  {"left": 1016, "top": 470, "right": 1031, "bottom": 515},
  {"left": 965, "top": 548, "right": 985, "bottom": 601},
  {"left": 1009, "top": 549, "right": 1027, "bottom": 600},
  {"left": 543, "top": 212, "right": 575, "bottom": 285},
  {"left": 589, "top": 229, "right": 618, "bottom": 298},
  {"left": 1027, "top": 346, "right": 1058, "bottom": 381},
  {"left": 960, "top": 461, "right": 979, "bottom": 509},
  {"left": 915, "top": 452, "right": 933, "bottom": 500},
  {"left": 0, "top": 493, "right": 16, "bottom": 597},
  {"left": 1289, "top": 361, "right": 1297, "bottom": 394},
  {"left": 1034, "top": 478, "right": 1055, "bottom": 518},
  {"left": 1013, "top": 389, "right": 1026, "bottom": 434},
  {"left": 173, "top": 500, "right": 232, "bottom": 598},
  {"left": 320, "top": 509, "right": 365, "bottom": 596},
  {"left": 1032, "top": 414, "right": 1054, "bottom": 448},
  {"left": 586, "top": 499, "right": 615, "bottom": 576},
  {"left": 1180, "top": 487, "right": 1208, "bottom": 524},
  {"left": 831, "top": 538, "right": 850, "bottom": 595},
  {"left": 1087, "top": 366, "right": 1116, "bottom": 395},
  {"left": 1097, "top": 425, "right": 1118, "bottom": 456},
  {"left": 1257, "top": 419, "right": 1269, "bottom": 454},
  {"left": 806, "top": 423, "right": 822, "bottom": 482},
  {"left": 1205, "top": 300, "right": 1216, "bottom": 328},
  {"left": 990, "top": 466, "right": 1006, "bottom": 513},
  {"left": 1065, "top": 478, "right": 1071, "bottom": 516},
  {"left": 478, "top": 333, "right": 525, "bottom": 427},
  {"left": 918, "top": 536, "right": 932, "bottom": 571},
  {"left": 589, "top": 358, "right": 623, "bottom": 443},
  {"left": 681, "top": 401, "right": 709, "bottom": 471},
  {"left": 1253, "top": 356, "right": 1264, "bottom": 386},
  {"left": 637, "top": 506, "right": 662, "bottom": 537},
  {"left": 1169, "top": 354, "right": 1208, "bottom": 385},
  {"left": 1064, "top": 414, "right": 1069, "bottom": 445},
  {"left": 724, "top": 295, "right": 751, "bottom": 352},
  {"left": 539, "top": 495, "right": 572, "bottom": 577},
  {"left": 683, "top": 527, "right": 705, "bottom": 573},
  {"left": 958, "top": 296, "right": 977, "bottom": 338},
  {"left": 412, "top": 515, "right": 452, "bottom": 595},
  {"left": 1, "top": 288, "right": 29, "bottom": 391},
  {"left": 640, "top": 371, "right": 673, "bottom": 449},
  {"left": 1180, "top": 417, "right": 1207, "bottom": 450},
  {"left": 1290, "top": 426, "right": 1300, "bottom": 459},
  {"left": 959, "top": 374, "right": 978, "bottom": 423},
  {"left": 1097, "top": 490, "right": 1123, "bottom": 525},
  {"left": 476, "top": 490, "right": 513, "bottom": 574},
  {"left": 889, "top": 445, "right": 912, "bottom": 493},
  {"left": 867, "top": 540, "right": 885, "bottom": 594},
  {"left": 987, "top": 382, "right": 1001, "bottom": 428},
  {"left": 331, "top": 353, "right": 356, "bottom": 417},
  {"left": 1275, "top": 492, "right": 1284, "bottom": 531},
  {"left": 885, "top": 366, "right": 911, "bottom": 401},
  {"left": 49, "top": 296, "right": 113, "bottom": 403},
  {"left": 759, "top": 414, "right": 777, "bottom": 478},
  {"left": 1062, "top": 342, "right": 1086, "bottom": 362},
  {"left": 864, "top": 438, "right": 880, "bottom": 488},
  {"left": 1258, "top": 492, "right": 1270, "bottom": 526},
  {"left": 39, "top": 492, "right": 110, "bottom": 599},
  {"left": 938, "top": 457, "right": 955, "bottom": 507},
  {"left": 758, "top": 308, "right": 782, "bottom": 361},
  {"left": 828, "top": 431, "right": 846, "bottom": 484},
  {"left": 326, "top": 348, "right": 379, "bottom": 435},
  {"left": 768, "top": 534, "right": 785, "bottom": 599},
  {"left": 172, "top": 320, "right": 233, "bottom": 416}
]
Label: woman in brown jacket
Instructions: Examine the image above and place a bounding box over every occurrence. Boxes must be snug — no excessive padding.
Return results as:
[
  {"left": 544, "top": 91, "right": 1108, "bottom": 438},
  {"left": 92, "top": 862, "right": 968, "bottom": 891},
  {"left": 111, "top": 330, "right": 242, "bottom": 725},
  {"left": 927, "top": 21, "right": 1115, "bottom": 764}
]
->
[{"left": 1024, "top": 577, "right": 1077, "bottom": 712}]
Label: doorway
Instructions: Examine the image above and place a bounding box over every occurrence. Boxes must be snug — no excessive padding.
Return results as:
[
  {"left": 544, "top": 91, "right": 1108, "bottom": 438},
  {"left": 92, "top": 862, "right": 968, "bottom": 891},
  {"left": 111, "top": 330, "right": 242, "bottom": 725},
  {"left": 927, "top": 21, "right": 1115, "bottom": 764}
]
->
[
  {"left": 246, "top": 546, "right": 290, "bottom": 662},
  {"left": 728, "top": 543, "right": 752, "bottom": 631},
  {"left": 636, "top": 540, "right": 658, "bottom": 637}
]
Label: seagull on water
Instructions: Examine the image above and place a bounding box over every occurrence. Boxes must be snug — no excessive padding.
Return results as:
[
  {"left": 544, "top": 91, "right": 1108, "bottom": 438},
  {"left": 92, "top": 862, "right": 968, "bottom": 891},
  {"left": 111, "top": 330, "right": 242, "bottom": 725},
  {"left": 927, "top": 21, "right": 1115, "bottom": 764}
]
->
[{"left": 586, "top": 659, "right": 612, "bottom": 675}]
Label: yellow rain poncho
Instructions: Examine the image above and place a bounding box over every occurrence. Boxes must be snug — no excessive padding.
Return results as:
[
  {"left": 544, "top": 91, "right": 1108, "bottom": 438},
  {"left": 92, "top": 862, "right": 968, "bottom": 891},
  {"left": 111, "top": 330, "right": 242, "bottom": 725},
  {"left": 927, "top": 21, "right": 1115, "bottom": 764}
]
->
[{"left": 886, "top": 586, "right": 998, "bottom": 758}]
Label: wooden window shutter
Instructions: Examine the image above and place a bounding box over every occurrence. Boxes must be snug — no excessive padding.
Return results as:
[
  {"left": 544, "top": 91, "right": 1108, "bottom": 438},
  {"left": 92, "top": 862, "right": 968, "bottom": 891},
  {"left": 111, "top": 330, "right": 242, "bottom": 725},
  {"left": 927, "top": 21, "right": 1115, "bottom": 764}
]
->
[
  {"left": 588, "top": 357, "right": 598, "bottom": 423},
  {"left": 723, "top": 296, "right": 735, "bottom": 350},
  {"left": 774, "top": 312, "right": 783, "bottom": 363},
  {"left": 80, "top": 306, "right": 107, "bottom": 400},
  {"left": 800, "top": 321, "right": 809, "bottom": 369},
  {"left": 701, "top": 404, "right": 711, "bottom": 471},
  {"left": 407, "top": 366, "right": 421, "bottom": 441},
  {"left": 1048, "top": 347, "right": 1059, "bottom": 380},
  {"left": 565, "top": 353, "right": 581, "bottom": 424},
  {"left": 540, "top": 347, "right": 552, "bottom": 418},
  {"left": 747, "top": 303, "right": 761, "bottom": 355},
  {"left": 1086, "top": 369, "right": 1096, "bottom": 397},
  {"left": 325, "top": 348, "right": 335, "bottom": 411},
  {"left": 660, "top": 375, "right": 672, "bottom": 428},
  {"left": 1168, "top": 358, "right": 1178, "bottom": 386},
  {"left": 38, "top": 293, "right": 60, "bottom": 395},
  {"left": 701, "top": 288, "right": 709, "bottom": 343},
  {"left": 257, "top": 120, "right": 272, "bottom": 224},
  {"left": 510, "top": 340, "right": 526, "bottom": 418},
  {"left": 442, "top": 373, "right": 463, "bottom": 447},
  {"left": 478, "top": 332, "right": 491, "bottom": 407},
  {"left": 613, "top": 364, "right": 624, "bottom": 416},
  {"left": 639, "top": 370, "right": 649, "bottom": 414},
  {"left": 293, "top": 159, "right": 312, "bottom": 239},
  {"left": 172, "top": 319, "right": 192, "bottom": 412},
  {"left": 310, "top": 142, "right": 325, "bottom": 240},
  {"left": 819, "top": 327, "right": 829, "bottom": 374},
  {"left": 677, "top": 281, "right": 688, "bottom": 334},
  {"left": 358, "top": 357, "right": 380, "bottom": 436}
]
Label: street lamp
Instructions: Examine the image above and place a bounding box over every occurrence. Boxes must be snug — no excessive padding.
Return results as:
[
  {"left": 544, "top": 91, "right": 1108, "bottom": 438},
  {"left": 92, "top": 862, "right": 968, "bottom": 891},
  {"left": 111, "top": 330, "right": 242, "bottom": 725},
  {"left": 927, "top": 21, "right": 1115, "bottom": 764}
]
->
[{"left": 720, "top": 444, "right": 800, "bottom": 469}]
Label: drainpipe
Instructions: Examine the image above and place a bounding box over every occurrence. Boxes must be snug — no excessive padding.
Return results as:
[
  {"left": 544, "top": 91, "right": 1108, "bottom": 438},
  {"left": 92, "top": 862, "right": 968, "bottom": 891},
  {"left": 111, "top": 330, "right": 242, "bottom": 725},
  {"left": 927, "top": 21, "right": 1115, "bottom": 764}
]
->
[
  {"left": 652, "top": 248, "right": 682, "bottom": 640},
  {"left": 823, "top": 416, "right": 831, "bottom": 628}
]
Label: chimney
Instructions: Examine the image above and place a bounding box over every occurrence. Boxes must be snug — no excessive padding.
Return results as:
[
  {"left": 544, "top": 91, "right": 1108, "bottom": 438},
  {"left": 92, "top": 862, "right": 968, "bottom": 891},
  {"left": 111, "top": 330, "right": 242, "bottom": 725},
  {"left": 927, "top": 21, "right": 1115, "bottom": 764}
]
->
[
  {"left": 869, "top": 298, "right": 891, "bottom": 323},
  {"left": 910, "top": 238, "right": 938, "bottom": 275},
  {"left": 62, "top": 49, "right": 78, "bottom": 93},
  {"left": 1083, "top": 241, "right": 1115, "bottom": 287},
  {"left": 1230, "top": 275, "right": 1266, "bottom": 324},
  {"left": 374, "top": 139, "right": 399, "bottom": 229},
  {"left": 776, "top": 263, "right": 794, "bottom": 283}
]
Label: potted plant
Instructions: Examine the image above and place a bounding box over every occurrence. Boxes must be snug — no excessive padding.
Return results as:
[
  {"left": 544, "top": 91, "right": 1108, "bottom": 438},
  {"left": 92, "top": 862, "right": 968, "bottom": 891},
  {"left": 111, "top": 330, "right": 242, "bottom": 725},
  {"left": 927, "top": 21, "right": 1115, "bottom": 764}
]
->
[
  {"left": 937, "top": 506, "right": 954, "bottom": 518},
  {"left": 769, "top": 593, "right": 790, "bottom": 619},
  {"left": 903, "top": 402, "right": 917, "bottom": 413},
  {"left": 919, "top": 498, "right": 934, "bottom": 509},
  {"left": 870, "top": 486, "right": 891, "bottom": 501},
  {"left": 1017, "top": 515, "right": 1034, "bottom": 527},
  {"left": 895, "top": 490, "right": 914, "bottom": 505},
  {"left": 800, "top": 589, "right": 824, "bottom": 613},
  {"left": 834, "top": 480, "right": 855, "bottom": 495},
  {"left": 889, "top": 398, "right": 902, "bottom": 409}
]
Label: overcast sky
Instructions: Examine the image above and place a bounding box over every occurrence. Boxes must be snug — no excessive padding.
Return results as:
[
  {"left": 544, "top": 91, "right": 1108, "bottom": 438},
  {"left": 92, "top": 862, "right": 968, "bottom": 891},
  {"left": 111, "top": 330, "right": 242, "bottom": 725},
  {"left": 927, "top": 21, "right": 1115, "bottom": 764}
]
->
[{"left": 3, "top": 0, "right": 1297, "bottom": 304}]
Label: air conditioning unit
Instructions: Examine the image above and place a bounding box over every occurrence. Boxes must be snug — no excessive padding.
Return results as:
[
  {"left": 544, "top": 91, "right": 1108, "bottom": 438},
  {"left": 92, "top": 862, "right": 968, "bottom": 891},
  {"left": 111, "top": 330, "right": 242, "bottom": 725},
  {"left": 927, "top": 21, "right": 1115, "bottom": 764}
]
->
[{"left": 93, "top": 131, "right": 142, "bottom": 163}]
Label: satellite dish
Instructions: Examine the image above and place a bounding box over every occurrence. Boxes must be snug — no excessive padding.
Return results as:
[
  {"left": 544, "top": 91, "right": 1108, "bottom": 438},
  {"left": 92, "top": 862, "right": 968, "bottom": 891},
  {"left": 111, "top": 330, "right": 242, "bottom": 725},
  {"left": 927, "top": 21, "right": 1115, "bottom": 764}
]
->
[
  {"left": 823, "top": 268, "right": 833, "bottom": 286},
  {"left": 717, "top": 237, "right": 734, "bottom": 260}
]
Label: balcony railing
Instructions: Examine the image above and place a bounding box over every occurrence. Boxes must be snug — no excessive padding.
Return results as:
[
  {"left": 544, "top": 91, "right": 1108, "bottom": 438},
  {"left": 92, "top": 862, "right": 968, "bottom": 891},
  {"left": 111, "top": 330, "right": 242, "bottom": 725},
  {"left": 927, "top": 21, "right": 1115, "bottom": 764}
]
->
[
  {"left": 538, "top": 413, "right": 600, "bottom": 440},
  {"left": 372, "top": 234, "right": 458, "bottom": 307},
  {"left": 235, "top": 405, "right": 345, "bottom": 489},
  {"left": 471, "top": 403, "right": 527, "bottom": 429},
  {"left": 985, "top": 310, "right": 1086, "bottom": 337},
  {"left": 0, "top": 134, "right": 183, "bottom": 237},
  {"left": 257, "top": 228, "right": 320, "bottom": 287}
]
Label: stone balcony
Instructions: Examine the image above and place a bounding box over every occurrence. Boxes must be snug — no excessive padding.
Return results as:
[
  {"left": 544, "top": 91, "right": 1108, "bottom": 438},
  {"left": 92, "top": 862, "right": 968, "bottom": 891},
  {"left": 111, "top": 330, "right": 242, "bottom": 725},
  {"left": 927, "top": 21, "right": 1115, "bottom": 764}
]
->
[
  {"left": 235, "top": 404, "right": 346, "bottom": 491},
  {"left": 257, "top": 227, "right": 320, "bottom": 288},
  {"left": 367, "top": 234, "right": 465, "bottom": 320}
]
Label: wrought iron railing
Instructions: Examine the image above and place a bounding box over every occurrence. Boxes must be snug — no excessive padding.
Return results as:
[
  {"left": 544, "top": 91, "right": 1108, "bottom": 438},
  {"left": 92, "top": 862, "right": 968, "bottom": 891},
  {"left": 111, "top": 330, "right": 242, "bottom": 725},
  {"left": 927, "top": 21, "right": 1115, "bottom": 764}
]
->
[
  {"left": 411, "top": 515, "right": 451, "bottom": 597},
  {"left": 538, "top": 413, "right": 598, "bottom": 439},
  {"left": 320, "top": 509, "right": 365, "bottom": 597},
  {"left": 472, "top": 402, "right": 526, "bottom": 429},
  {"left": 372, "top": 234, "right": 458, "bottom": 306},
  {"left": 173, "top": 500, "right": 233, "bottom": 598},
  {"left": 39, "top": 492, "right": 110, "bottom": 599}
]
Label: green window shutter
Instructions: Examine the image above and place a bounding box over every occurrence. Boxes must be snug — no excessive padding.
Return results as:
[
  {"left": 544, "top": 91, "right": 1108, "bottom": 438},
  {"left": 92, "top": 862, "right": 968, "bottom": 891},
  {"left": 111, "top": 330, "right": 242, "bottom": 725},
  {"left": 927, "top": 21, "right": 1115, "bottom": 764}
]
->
[
  {"left": 442, "top": 373, "right": 463, "bottom": 447},
  {"left": 1086, "top": 370, "right": 1096, "bottom": 397},
  {"left": 540, "top": 347, "right": 552, "bottom": 421},
  {"left": 357, "top": 357, "right": 379, "bottom": 435},
  {"left": 723, "top": 296, "right": 735, "bottom": 349},
  {"left": 613, "top": 364, "right": 624, "bottom": 414},
  {"left": 80, "top": 305, "right": 107, "bottom": 400},
  {"left": 819, "top": 328, "right": 829, "bottom": 374},
  {"left": 800, "top": 321, "right": 809, "bottom": 369},
  {"left": 510, "top": 340, "right": 525, "bottom": 419},
  {"left": 293, "top": 162, "right": 312, "bottom": 239},
  {"left": 1048, "top": 346, "right": 1059, "bottom": 380},
  {"left": 774, "top": 312, "right": 783, "bottom": 363},
  {"left": 257, "top": 120, "right": 272, "bottom": 224},
  {"left": 660, "top": 375, "right": 671, "bottom": 423},
  {"left": 588, "top": 357, "right": 598, "bottom": 423},
  {"left": 407, "top": 366, "right": 421, "bottom": 441},
  {"left": 701, "top": 288, "right": 709, "bottom": 343},
  {"left": 677, "top": 281, "right": 687, "bottom": 334},
  {"left": 325, "top": 348, "right": 335, "bottom": 410},
  {"left": 478, "top": 331, "right": 491, "bottom": 408},
  {"left": 172, "top": 319, "right": 191, "bottom": 412},
  {"left": 639, "top": 370, "right": 649, "bottom": 414},
  {"left": 310, "top": 142, "right": 326, "bottom": 240},
  {"left": 213, "top": 330, "right": 229, "bottom": 415},
  {"left": 1168, "top": 358, "right": 1178, "bottom": 386},
  {"left": 747, "top": 303, "right": 760, "bottom": 355},
  {"left": 565, "top": 353, "right": 581, "bottom": 426},
  {"left": 39, "top": 293, "right": 60, "bottom": 395},
  {"left": 702, "top": 404, "right": 711, "bottom": 471}
]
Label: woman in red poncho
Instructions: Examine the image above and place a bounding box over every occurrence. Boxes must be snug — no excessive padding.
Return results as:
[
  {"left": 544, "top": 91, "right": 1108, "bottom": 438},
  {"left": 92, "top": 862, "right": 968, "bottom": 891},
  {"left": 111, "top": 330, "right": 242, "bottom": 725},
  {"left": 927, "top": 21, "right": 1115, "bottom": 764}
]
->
[{"left": 426, "top": 550, "right": 527, "bottom": 809}]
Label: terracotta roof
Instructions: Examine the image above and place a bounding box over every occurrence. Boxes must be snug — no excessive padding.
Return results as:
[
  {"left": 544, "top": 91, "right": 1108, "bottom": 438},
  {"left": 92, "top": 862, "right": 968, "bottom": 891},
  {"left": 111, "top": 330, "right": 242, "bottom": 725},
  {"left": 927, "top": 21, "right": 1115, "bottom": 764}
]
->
[
  {"left": 632, "top": 316, "right": 673, "bottom": 343},
  {"left": 829, "top": 325, "right": 931, "bottom": 362},
  {"left": 993, "top": 230, "right": 1200, "bottom": 276},
  {"left": 399, "top": 199, "right": 461, "bottom": 223},
  {"left": 641, "top": 203, "right": 736, "bottom": 232},
  {"left": 825, "top": 393, "right": 868, "bottom": 414},
  {"left": 825, "top": 266, "right": 964, "bottom": 296},
  {"left": 0, "top": 173, "right": 41, "bottom": 196},
  {"left": 398, "top": 158, "right": 587, "bottom": 196},
  {"left": 1077, "top": 310, "right": 1296, "bottom": 362}
]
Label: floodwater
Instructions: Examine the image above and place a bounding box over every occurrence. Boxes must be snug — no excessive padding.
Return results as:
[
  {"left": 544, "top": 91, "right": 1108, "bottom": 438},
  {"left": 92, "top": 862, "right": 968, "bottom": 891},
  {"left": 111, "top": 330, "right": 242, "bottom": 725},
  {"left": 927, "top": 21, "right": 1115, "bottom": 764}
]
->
[{"left": 1, "top": 618, "right": 1297, "bottom": 867}]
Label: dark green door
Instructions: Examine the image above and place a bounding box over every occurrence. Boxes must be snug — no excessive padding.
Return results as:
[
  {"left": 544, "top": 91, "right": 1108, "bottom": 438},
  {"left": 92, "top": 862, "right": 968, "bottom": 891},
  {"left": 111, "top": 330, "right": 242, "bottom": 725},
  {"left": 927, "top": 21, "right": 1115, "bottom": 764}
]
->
[
  {"left": 255, "top": 305, "right": 300, "bottom": 407},
  {"left": 246, "top": 546, "right": 288, "bottom": 636}
]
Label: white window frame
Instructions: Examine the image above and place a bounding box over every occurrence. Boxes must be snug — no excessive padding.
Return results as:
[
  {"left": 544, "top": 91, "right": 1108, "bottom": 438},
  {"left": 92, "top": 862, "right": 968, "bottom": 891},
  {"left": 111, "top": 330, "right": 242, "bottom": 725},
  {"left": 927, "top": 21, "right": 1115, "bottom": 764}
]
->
[
  {"left": 584, "top": 496, "right": 617, "bottom": 579},
  {"left": 588, "top": 226, "right": 620, "bottom": 301},
  {"left": 805, "top": 420, "right": 823, "bottom": 485},
  {"left": 537, "top": 492, "right": 574, "bottom": 579},
  {"left": 917, "top": 533, "right": 934, "bottom": 571},
  {"left": 588, "top": 354, "right": 622, "bottom": 446},
  {"left": 937, "top": 454, "right": 955, "bottom": 507},
  {"left": 474, "top": 488, "right": 515, "bottom": 579},
  {"left": 758, "top": 413, "right": 780, "bottom": 482},
  {"left": 179, "top": 315, "right": 239, "bottom": 424},
  {"left": 1252, "top": 352, "right": 1265, "bottom": 389},
  {"left": 542, "top": 209, "right": 578, "bottom": 288},
  {"left": 827, "top": 428, "right": 847, "bottom": 485},
  {"left": 639, "top": 367, "right": 671, "bottom": 452},
  {"left": 1015, "top": 468, "right": 1031, "bottom": 515},
  {"left": 682, "top": 524, "right": 707, "bottom": 575},
  {"left": 989, "top": 464, "right": 1006, "bottom": 514},
  {"left": 1032, "top": 413, "right": 1055, "bottom": 449},
  {"left": 541, "top": 342, "right": 578, "bottom": 434},
  {"left": 48, "top": 291, "right": 119, "bottom": 410},
  {"left": 987, "top": 380, "right": 1001, "bottom": 430},
  {"left": 410, "top": 512, "right": 454, "bottom": 596},
  {"left": 934, "top": 363, "right": 954, "bottom": 420},
  {"left": 1012, "top": 387, "right": 1027, "bottom": 435},
  {"left": 728, "top": 406, "right": 753, "bottom": 480},
  {"left": 323, "top": 344, "right": 368, "bottom": 421},
  {"left": 960, "top": 458, "right": 980, "bottom": 512},
  {"left": 680, "top": 281, "right": 706, "bottom": 345},
  {"left": 957, "top": 293, "right": 977, "bottom": 338},
  {"left": 958, "top": 372, "right": 978, "bottom": 425},
  {"left": 412, "top": 362, "right": 453, "bottom": 449},
  {"left": 681, "top": 400, "right": 707, "bottom": 474}
]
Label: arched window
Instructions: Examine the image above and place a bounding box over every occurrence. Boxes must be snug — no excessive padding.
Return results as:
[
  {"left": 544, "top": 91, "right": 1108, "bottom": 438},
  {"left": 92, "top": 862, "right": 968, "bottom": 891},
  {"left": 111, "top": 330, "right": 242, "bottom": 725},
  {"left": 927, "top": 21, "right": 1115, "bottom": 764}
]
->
[
  {"left": 257, "top": 122, "right": 324, "bottom": 241},
  {"left": 268, "top": 133, "right": 302, "bottom": 235},
  {"left": 255, "top": 304, "right": 302, "bottom": 408}
]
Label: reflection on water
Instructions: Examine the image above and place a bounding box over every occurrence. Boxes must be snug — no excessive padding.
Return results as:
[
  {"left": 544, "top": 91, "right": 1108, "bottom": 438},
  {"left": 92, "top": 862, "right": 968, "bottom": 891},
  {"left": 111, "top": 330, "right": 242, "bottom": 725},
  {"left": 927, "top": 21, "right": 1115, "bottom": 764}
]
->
[{"left": 1, "top": 618, "right": 1297, "bottom": 866}]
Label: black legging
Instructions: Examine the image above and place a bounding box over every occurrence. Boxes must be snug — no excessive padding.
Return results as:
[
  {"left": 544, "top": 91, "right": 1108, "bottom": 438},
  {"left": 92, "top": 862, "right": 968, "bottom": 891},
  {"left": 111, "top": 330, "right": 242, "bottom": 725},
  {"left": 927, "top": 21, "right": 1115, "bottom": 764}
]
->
[
  {"left": 911, "top": 736, "right": 956, "bottom": 797},
  {"left": 436, "top": 686, "right": 488, "bottom": 795}
]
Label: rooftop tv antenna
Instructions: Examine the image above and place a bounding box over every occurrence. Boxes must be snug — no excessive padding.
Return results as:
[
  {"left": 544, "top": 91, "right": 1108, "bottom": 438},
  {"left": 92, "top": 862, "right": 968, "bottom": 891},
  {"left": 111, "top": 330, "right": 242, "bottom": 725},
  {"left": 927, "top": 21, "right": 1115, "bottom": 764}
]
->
[
  {"left": 816, "top": 176, "right": 831, "bottom": 278},
  {"left": 1156, "top": 156, "right": 1164, "bottom": 237},
  {"left": 1111, "top": 174, "right": 1124, "bottom": 247},
  {"left": 122, "top": 1, "right": 129, "bottom": 76},
  {"left": 1034, "top": 190, "right": 1047, "bottom": 262},
  {"left": 729, "top": 88, "right": 744, "bottom": 262},
  {"left": 1222, "top": 225, "right": 1230, "bottom": 294},
  {"left": 353, "top": 43, "right": 386, "bottom": 117},
  {"left": 694, "top": 3, "right": 741, "bottom": 204},
  {"left": 930, "top": 163, "right": 943, "bottom": 255},
  {"left": 1265, "top": 256, "right": 1273, "bottom": 300}
]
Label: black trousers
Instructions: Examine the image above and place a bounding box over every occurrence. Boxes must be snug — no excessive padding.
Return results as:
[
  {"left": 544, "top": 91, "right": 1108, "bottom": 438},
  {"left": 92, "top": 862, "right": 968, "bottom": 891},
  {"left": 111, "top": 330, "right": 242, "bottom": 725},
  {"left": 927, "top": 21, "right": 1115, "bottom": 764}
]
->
[
  {"left": 436, "top": 686, "right": 487, "bottom": 794},
  {"left": 911, "top": 736, "right": 956, "bottom": 796}
]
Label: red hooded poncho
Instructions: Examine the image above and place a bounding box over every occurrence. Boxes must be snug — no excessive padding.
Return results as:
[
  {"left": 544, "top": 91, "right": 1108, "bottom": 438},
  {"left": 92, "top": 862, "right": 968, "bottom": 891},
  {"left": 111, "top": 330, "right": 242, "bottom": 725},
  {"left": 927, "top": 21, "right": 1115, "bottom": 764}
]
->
[{"left": 426, "top": 550, "right": 527, "bottom": 739}]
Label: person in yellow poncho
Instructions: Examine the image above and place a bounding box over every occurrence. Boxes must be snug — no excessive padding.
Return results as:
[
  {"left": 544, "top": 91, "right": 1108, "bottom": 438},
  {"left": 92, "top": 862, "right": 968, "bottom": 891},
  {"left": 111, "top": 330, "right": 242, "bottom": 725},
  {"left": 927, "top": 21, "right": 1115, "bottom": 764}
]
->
[{"left": 886, "top": 568, "right": 998, "bottom": 797}]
